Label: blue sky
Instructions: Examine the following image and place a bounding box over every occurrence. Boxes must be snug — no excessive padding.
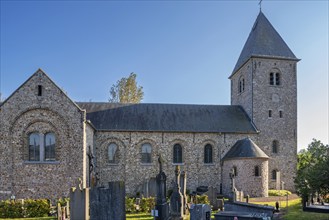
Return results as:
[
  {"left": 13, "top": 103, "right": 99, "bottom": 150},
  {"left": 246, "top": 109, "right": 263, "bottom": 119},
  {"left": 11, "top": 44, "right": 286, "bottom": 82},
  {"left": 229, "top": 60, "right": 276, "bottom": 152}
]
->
[{"left": 0, "top": 0, "right": 328, "bottom": 150}]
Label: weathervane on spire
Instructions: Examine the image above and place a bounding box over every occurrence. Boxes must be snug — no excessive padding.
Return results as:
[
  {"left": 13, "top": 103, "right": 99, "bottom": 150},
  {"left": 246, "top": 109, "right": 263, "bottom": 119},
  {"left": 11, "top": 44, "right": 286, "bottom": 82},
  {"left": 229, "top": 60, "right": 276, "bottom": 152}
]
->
[{"left": 259, "top": 0, "right": 263, "bottom": 12}]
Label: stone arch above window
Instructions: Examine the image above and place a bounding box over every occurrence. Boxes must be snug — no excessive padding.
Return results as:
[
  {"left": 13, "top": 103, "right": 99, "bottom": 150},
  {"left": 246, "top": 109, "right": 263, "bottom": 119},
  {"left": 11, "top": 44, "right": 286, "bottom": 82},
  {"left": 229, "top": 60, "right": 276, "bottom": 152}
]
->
[
  {"left": 108, "top": 143, "right": 119, "bottom": 164},
  {"left": 269, "top": 69, "right": 281, "bottom": 86},
  {"left": 141, "top": 143, "right": 152, "bottom": 164},
  {"left": 272, "top": 140, "right": 279, "bottom": 154},
  {"left": 254, "top": 165, "right": 260, "bottom": 177},
  {"left": 204, "top": 144, "right": 213, "bottom": 164},
  {"left": 173, "top": 143, "right": 183, "bottom": 164}
]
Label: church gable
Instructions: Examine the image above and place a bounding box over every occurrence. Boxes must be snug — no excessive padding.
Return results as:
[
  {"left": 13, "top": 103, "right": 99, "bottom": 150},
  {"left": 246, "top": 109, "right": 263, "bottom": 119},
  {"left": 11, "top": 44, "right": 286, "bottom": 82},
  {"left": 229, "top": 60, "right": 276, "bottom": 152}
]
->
[
  {"left": 0, "top": 69, "right": 87, "bottom": 200},
  {"left": 0, "top": 69, "right": 83, "bottom": 117}
]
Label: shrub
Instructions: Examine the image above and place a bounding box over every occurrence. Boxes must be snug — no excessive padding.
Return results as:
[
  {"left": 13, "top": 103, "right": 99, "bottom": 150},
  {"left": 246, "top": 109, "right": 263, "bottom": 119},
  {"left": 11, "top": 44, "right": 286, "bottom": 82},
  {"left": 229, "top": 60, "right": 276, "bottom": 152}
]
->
[
  {"left": 0, "top": 199, "right": 50, "bottom": 218},
  {"left": 0, "top": 200, "right": 24, "bottom": 218},
  {"left": 24, "top": 199, "right": 50, "bottom": 217},
  {"left": 139, "top": 197, "right": 155, "bottom": 213},
  {"left": 268, "top": 190, "right": 292, "bottom": 196},
  {"left": 125, "top": 197, "right": 136, "bottom": 213},
  {"left": 196, "top": 195, "right": 210, "bottom": 205},
  {"left": 57, "top": 198, "right": 69, "bottom": 207}
]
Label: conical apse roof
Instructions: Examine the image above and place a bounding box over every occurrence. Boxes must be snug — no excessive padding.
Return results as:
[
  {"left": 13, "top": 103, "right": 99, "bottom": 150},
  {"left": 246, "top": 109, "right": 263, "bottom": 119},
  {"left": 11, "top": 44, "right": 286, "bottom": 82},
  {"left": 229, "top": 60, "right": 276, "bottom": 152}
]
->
[{"left": 222, "top": 138, "right": 269, "bottom": 160}]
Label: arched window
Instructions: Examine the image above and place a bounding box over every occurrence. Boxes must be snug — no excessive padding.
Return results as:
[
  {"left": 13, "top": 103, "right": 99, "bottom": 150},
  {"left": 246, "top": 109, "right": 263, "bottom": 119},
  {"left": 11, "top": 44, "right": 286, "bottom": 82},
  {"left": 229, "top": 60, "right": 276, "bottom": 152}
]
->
[
  {"left": 29, "top": 133, "right": 40, "bottom": 161},
  {"left": 254, "top": 166, "right": 260, "bottom": 177},
  {"left": 272, "top": 140, "right": 279, "bottom": 153},
  {"left": 141, "top": 143, "right": 152, "bottom": 163},
  {"left": 272, "top": 170, "right": 277, "bottom": 180},
  {"left": 173, "top": 144, "right": 183, "bottom": 163},
  {"left": 233, "top": 166, "right": 238, "bottom": 176},
  {"left": 269, "top": 70, "right": 281, "bottom": 86},
  {"left": 45, "top": 133, "right": 56, "bottom": 161},
  {"left": 204, "top": 144, "right": 213, "bottom": 164},
  {"left": 108, "top": 143, "right": 118, "bottom": 164}
]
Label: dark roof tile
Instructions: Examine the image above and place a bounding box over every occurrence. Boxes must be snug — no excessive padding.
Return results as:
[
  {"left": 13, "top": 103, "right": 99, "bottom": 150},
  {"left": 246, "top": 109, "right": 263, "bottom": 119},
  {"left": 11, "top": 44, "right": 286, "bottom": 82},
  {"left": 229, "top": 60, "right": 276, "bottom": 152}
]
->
[
  {"left": 77, "top": 102, "right": 258, "bottom": 133},
  {"left": 222, "top": 138, "right": 269, "bottom": 160},
  {"left": 231, "top": 12, "right": 299, "bottom": 76}
]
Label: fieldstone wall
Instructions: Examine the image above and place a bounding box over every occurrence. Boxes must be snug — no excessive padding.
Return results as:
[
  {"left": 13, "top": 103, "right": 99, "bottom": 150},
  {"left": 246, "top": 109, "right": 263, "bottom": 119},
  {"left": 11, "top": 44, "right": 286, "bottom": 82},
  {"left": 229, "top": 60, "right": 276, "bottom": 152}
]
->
[
  {"left": 94, "top": 131, "right": 258, "bottom": 196},
  {"left": 231, "top": 58, "right": 298, "bottom": 192},
  {"left": 0, "top": 69, "right": 86, "bottom": 200},
  {"left": 222, "top": 158, "right": 268, "bottom": 197}
]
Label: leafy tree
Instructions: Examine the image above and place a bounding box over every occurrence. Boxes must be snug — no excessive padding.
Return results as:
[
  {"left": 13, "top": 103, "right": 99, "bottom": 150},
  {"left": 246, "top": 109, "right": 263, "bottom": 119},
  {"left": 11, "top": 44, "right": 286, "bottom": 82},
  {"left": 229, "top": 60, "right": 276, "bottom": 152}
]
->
[
  {"left": 294, "top": 139, "right": 329, "bottom": 203},
  {"left": 109, "top": 72, "right": 144, "bottom": 103}
]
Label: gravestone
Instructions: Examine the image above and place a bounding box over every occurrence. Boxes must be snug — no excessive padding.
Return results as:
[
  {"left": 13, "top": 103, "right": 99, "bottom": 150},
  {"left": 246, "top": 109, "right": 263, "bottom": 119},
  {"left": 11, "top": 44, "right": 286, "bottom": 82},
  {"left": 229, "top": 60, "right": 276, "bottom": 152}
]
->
[
  {"left": 170, "top": 166, "right": 184, "bottom": 220},
  {"left": 205, "top": 186, "right": 219, "bottom": 210},
  {"left": 70, "top": 179, "right": 89, "bottom": 220},
  {"left": 190, "top": 204, "right": 211, "bottom": 220},
  {"left": 89, "top": 181, "right": 125, "bottom": 220},
  {"left": 155, "top": 154, "right": 169, "bottom": 220}
]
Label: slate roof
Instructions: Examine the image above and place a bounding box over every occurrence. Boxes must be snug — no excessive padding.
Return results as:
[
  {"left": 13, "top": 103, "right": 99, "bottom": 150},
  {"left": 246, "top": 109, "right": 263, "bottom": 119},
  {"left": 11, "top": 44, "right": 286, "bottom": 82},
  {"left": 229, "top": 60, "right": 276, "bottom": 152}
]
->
[
  {"left": 222, "top": 138, "right": 269, "bottom": 160},
  {"left": 231, "top": 12, "right": 299, "bottom": 76},
  {"left": 77, "top": 102, "right": 258, "bottom": 133}
]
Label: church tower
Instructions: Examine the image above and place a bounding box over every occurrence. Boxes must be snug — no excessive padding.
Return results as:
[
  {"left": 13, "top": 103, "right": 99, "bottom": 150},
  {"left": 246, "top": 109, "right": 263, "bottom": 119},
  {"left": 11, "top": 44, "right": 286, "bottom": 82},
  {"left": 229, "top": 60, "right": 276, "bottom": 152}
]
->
[{"left": 229, "top": 12, "right": 300, "bottom": 191}]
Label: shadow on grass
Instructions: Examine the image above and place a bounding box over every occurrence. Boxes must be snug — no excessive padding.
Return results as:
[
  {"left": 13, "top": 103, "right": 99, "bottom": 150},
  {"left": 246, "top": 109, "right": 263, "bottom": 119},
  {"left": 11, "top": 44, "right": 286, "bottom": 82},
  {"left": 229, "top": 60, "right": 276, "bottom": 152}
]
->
[{"left": 283, "top": 202, "right": 329, "bottom": 220}]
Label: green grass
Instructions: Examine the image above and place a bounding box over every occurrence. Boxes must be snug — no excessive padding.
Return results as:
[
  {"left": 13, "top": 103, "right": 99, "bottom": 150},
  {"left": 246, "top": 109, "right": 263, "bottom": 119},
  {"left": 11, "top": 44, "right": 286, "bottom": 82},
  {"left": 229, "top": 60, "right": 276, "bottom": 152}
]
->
[
  {"left": 252, "top": 198, "right": 329, "bottom": 220},
  {"left": 268, "top": 189, "right": 292, "bottom": 196}
]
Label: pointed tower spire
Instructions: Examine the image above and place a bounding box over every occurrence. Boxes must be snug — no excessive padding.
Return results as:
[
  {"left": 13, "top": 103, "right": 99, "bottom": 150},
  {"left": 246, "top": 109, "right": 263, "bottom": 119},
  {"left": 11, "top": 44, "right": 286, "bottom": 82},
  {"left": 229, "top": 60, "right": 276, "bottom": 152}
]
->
[{"left": 230, "top": 12, "right": 299, "bottom": 76}]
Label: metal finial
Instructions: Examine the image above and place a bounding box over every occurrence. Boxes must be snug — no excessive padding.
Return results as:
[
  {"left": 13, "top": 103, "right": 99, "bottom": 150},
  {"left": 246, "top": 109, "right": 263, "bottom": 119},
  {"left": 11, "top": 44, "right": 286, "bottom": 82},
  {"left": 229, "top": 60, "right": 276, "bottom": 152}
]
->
[{"left": 259, "top": 0, "right": 263, "bottom": 12}]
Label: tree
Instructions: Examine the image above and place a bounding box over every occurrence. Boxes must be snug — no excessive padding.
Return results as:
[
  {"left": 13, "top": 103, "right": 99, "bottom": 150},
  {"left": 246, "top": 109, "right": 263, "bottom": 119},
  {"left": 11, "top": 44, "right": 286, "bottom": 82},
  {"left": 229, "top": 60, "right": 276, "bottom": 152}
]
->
[
  {"left": 109, "top": 72, "right": 144, "bottom": 103},
  {"left": 294, "top": 139, "right": 329, "bottom": 204}
]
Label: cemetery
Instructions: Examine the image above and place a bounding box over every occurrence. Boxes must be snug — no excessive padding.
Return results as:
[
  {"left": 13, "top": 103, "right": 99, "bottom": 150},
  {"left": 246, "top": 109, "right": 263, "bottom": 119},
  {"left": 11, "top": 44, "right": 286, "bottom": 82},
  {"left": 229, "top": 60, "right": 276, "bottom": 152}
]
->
[{"left": 1, "top": 155, "right": 328, "bottom": 220}]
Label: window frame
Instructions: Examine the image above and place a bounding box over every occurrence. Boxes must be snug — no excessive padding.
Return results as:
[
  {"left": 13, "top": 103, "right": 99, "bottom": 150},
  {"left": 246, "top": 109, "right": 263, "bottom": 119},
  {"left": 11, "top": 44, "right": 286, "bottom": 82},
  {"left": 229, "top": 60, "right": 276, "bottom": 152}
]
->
[
  {"left": 272, "top": 170, "right": 277, "bottom": 180},
  {"left": 108, "top": 143, "right": 119, "bottom": 164},
  {"left": 254, "top": 165, "right": 260, "bottom": 177},
  {"left": 27, "top": 132, "right": 57, "bottom": 163},
  {"left": 44, "top": 132, "right": 56, "bottom": 161},
  {"left": 272, "top": 140, "right": 279, "bottom": 154},
  {"left": 173, "top": 143, "right": 183, "bottom": 164},
  {"left": 204, "top": 144, "right": 213, "bottom": 164},
  {"left": 141, "top": 143, "right": 152, "bottom": 164}
]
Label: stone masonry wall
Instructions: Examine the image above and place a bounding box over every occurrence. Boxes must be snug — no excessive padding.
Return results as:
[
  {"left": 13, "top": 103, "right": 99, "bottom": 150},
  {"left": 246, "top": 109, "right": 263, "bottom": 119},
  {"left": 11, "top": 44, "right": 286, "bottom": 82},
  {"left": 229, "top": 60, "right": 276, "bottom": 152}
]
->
[
  {"left": 231, "top": 58, "right": 298, "bottom": 192},
  {"left": 222, "top": 158, "right": 268, "bottom": 197},
  {"left": 0, "top": 70, "right": 86, "bottom": 201},
  {"left": 95, "top": 131, "right": 258, "bottom": 196}
]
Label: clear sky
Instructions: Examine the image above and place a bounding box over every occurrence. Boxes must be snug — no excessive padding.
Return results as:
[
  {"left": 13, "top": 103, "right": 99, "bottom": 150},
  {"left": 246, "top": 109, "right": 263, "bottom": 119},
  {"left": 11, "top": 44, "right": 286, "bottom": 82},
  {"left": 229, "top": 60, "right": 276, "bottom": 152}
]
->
[{"left": 0, "top": 0, "right": 328, "bottom": 151}]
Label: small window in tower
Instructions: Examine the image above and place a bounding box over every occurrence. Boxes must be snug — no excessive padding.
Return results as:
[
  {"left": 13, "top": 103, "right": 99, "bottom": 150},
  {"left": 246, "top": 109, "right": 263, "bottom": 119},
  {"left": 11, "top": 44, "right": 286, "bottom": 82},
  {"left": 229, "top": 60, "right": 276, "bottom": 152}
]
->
[
  {"left": 233, "top": 166, "right": 238, "bottom": 176},
  {"left": 269, "top": 110, "right": 272, "bottom": 118},
  {"left": 239, "top": 77, "right": 245, "bottom": 93},
  {"left": 275, "top": 73, "right": 280, "bottom": 85},
  {"left": 254, "top": 166, "right": 260, "bottom": 177},
  {"left": 270, "top": 73, "right": 274, "bottom": 85},
  {"left": 272, "top": 140, "right": 279, "bottom": 153},
  {"left": 272, "top": 170, "right": 277, "bottom": 180},
  {"left": 279, "top": 110, "right": 283, "bottom": 118},
  {"left": 38, "top": 85, "right": 43, "bottom": 96}
]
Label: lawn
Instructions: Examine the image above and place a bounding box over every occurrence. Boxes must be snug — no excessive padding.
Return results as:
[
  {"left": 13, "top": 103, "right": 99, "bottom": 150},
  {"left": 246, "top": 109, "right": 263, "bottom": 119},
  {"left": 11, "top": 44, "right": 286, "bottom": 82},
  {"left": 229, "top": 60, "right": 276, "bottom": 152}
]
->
[{"left": 252, "top": 198, "right": 329, "bottom": 220}]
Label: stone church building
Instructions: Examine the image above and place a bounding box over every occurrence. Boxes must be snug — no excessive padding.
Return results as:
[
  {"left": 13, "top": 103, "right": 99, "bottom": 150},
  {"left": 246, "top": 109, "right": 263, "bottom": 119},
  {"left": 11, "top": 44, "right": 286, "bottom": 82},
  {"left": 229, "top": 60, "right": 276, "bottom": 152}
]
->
[{"left": 0, "top": 11, "right": 299, "bottom": 200}]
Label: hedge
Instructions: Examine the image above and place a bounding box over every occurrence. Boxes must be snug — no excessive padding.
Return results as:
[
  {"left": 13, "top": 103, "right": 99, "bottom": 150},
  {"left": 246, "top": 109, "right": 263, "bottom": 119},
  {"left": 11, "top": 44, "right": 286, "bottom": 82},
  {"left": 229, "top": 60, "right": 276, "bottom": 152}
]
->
[{"left": 0, "top": 199, "right": 50, "bottom": 218}]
